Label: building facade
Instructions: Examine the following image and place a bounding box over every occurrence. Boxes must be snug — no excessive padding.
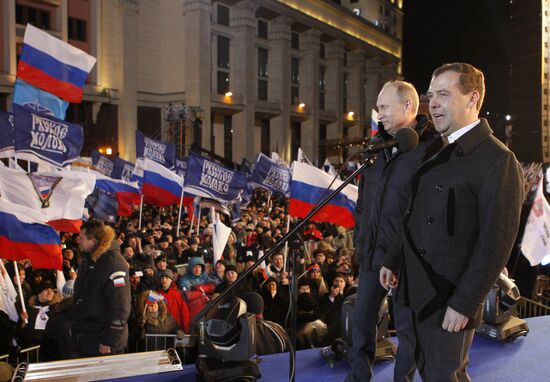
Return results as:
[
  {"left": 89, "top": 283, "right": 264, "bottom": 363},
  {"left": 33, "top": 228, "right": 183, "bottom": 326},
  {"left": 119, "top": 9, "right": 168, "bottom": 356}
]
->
[{"left": 0, "top": 0, "right": 403, "bottom": 165}]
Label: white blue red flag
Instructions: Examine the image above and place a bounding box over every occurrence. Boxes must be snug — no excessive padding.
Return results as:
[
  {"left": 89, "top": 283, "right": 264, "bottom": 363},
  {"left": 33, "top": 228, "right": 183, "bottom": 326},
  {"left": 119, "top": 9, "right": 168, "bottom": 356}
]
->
[
  {"left": 16, "top": 24, "right": 96, "bottom": 103},
  {"left": 94, "top": 176, "right": 141, "bottom": 217},
  {"left": 289, "top": 161, "right": 358, "bottom": 228},
  {"left": 0, "top": 198, "right": 62, "bottom": 270},
  {"left": 0, "top": 166, "right": 95, "bottom": 233},
  {"left": 142, "top": 158, "right": 184, "bottom": 207},
  {"left": 371, "top": 109, "right": 379, "bottom": 137}
]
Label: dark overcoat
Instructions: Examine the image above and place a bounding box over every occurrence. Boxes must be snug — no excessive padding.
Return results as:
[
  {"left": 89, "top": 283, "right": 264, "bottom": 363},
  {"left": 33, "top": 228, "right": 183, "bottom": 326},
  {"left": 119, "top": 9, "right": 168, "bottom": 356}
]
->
[{"left": 383, "top": 119, "right": 525, "bottom": 329}]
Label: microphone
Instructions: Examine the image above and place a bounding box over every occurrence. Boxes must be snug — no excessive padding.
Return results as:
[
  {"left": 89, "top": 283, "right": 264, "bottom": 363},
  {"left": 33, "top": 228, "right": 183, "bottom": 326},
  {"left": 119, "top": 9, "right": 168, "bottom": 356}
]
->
[{"left": 363, "top": 127, "right": 419, "bottom": 154}]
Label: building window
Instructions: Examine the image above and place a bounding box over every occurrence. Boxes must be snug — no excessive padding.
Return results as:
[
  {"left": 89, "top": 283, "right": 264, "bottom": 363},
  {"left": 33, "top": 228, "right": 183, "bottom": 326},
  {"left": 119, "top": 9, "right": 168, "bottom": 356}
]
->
[
  {"left": 319, "top": 43, "right": 326, "bottom": 59},
  {"left": 343, "top": 73, "right": 349, "bottom": 112},
  {"left": 319, "top": 124, "right": 327, "bottom": 165},
  {"left": 291, "top": 86, "right": 299, "bottom": 106},
  {"left": 291, "top": 57, "right": 300, "bottom": 106},
  {"left": 261, "top": 119, "right": 270, "bottom": 155},
  {"left": 291, "top": 122, "right": 301, "bottom": 161},
  {"left": 258, "top": 48, "right": 268, "bottom": 77},
  {"left": 68, "top": 17, "right": 87, "bottom": 42},
  {"left": 16, "top": 5, "right": 51, "bottom": 30},
  {"left": 224, "top": 115, "right": 233, "bottom": 161},
  {"left": 343, "top": 50, "right": 348, "bottom": 66},
  {"left": 258, "top": 19, "right": 268, "bottom": 39},
  {"left": 291, "top": 32, "right": 300, "bottom": 50},
  {"left": 217, "top": 4, "right": 230, "bottom": 26},
  {"left": 217, "top": 71, "right": 230, "bottom": 95},
  {"left": 217, "top": 36, "right": 230, "bottom": 69},
  {"left": 258, "top": 79, "right": 268, "bottom": 101},
  {"left": 291, "top": 57, "right": 300, "bottom": 84},
  {"left": 319, "top": 66, "right": 326, "bottom": 111},
  {"left": 258, "top": 48, "right": 268, "bottom": 101}
]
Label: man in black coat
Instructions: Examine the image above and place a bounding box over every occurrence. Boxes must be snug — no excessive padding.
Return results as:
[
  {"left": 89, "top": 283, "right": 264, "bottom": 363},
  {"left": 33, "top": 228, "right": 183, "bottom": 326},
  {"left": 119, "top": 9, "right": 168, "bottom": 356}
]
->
[
  {"left": 72, "top": 220, "right": 131, "bottom": 357},
  {"left": 381, "top": 63, "right": 525, "bottom": 381},
  {"left": 346, "top": 81, "right": 437, "bottom": 382}
]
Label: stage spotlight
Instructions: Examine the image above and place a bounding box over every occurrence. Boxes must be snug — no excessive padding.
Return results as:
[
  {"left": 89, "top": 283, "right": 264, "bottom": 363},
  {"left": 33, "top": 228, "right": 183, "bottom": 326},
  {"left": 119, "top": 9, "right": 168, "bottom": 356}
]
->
[
  {"left": 476, "top": 272, "right": 529, "bottom": 342},
  {"left": 196, "top": 295, "right": 261, "bottom": 382},
  {"left": 328, "top": 294, "right": 395, "bottom": 362}
]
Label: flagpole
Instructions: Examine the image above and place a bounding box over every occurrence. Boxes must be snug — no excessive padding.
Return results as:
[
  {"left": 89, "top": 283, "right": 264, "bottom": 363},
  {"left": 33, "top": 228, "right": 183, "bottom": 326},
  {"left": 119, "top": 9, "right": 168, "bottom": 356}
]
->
[
  {"left": 283, "top": 214, "right": 290, "bottom": 273},
  {"left": 266, "top": 190, "right": 272, "bottom": 213},
  {"left": 138, "top": 194, "right": 144, "bottom": 229},
  {"left": 13, "top": 261, "right": 28, "bottom": 324},
  {"left": 176, "top": 188, "right": 185, "bottom": 237},
  {"left": 195, "top": 197, "right": 202, "bottom": 236}
]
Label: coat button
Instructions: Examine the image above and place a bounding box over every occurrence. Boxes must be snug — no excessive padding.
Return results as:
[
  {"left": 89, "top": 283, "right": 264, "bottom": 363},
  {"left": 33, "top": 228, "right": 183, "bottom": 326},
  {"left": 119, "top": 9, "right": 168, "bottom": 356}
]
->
[
  {"left": 456, "top": 149, "right": 464, "bottom": 156},
  {"left": 435, "top": 185, "right": 444, "bottom": 192},
  {"left": 419, "top": 248, "right": 426, "bottom": 256},
  {"left": 426, "top": 217, "right": 434, "bottom": 224}
]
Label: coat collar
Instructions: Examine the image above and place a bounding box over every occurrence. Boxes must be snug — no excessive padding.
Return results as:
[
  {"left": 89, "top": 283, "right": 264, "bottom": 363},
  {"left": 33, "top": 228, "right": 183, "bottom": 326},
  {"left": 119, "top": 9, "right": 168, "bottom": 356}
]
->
[{"left": 453, "top": 118, "right": 493, "bottom": 156}]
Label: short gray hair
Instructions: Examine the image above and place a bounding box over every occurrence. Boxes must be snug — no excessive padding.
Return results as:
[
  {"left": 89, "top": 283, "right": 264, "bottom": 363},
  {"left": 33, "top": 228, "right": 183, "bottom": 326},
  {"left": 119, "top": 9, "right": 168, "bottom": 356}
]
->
[{"left": 382, "top": 80, "right": 420, "bottom": 115}]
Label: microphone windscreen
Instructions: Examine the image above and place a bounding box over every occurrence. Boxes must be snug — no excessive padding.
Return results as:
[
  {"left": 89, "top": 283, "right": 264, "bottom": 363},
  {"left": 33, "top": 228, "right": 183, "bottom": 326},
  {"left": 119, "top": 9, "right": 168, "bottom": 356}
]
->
[{"left": 395, "top": 127, "right": 419, "bottom": 152}]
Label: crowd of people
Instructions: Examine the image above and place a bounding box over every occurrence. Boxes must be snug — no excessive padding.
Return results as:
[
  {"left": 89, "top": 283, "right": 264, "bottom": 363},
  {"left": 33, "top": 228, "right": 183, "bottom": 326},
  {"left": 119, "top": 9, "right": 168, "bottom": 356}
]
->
[{"left": 0, "top": 187, "right": 357, "bottom": 363}]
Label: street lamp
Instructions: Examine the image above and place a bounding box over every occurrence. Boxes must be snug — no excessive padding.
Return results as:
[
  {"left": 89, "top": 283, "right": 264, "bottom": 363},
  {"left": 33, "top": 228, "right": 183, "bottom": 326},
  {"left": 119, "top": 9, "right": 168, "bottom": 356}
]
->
[{"left": 505, "top": 114, "right": 512, "bottom": 121}]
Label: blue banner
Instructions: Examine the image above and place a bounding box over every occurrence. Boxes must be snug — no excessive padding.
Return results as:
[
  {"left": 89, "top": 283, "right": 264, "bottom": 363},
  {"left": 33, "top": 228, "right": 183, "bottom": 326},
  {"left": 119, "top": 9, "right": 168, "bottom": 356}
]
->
[
  {"left": 13, "top": 104, "right": 83, "bottom": 168},
  {"left": 248, "top": 154, "right": 291, "bottom": 196},
  {"left": 86, "top": 188, "right": 117, "bottom": 223},
  {"left": 112, "top": 157, "right": 135, "bottom": 183},
  {"left": 135, "top": 130, "right": 176, "bottom": 169},
  {"left": 183, "top": 152, "right": 247, "bottom": 203},
  {"left": 175, "top": 158, "right": 187, "bottom": 178},
  {"left": 12, "top": 79, "right": 69, "bottom": 120},
  {"left": 0, "top": 111, "right": 14, "bottom": 159},
  {"left": 91, "top": 150, "right": 114, "bottom": 177}
]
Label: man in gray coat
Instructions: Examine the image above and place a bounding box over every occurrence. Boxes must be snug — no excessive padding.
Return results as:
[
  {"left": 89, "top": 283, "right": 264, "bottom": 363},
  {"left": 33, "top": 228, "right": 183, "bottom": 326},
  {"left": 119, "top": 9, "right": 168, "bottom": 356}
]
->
[{"left": 380, "top": 63, "right": 525, "bottom": 381}]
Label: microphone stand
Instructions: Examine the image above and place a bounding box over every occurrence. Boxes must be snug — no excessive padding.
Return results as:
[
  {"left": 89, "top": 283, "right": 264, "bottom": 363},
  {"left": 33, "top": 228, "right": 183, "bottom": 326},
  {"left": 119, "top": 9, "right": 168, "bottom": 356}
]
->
[{"left": 192, "top": 153, "right": 377, "bottom": 382}]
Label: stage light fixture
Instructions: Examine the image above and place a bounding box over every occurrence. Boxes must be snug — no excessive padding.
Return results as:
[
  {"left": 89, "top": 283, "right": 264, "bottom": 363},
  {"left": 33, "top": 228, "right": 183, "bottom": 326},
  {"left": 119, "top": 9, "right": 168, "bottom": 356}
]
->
[{"left": 196, "top": 295, "right": 261, "bottom": 381}]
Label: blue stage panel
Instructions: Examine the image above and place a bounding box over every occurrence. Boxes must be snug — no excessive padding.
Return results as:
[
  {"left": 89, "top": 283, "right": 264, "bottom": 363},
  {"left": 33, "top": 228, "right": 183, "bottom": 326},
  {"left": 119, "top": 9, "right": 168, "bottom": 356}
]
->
[{"left": 102, "top": 316, "right": 550, "bottom": 382}]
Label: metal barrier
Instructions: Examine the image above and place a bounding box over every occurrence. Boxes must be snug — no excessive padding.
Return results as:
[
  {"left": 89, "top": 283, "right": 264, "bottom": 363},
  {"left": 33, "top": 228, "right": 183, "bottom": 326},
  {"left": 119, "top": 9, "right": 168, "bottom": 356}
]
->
[
  {"left": 0, "top": 345, "right": 41, "bottom": 365},
  {"left": 517, "top": 296, "right": 550, "bottom": 318},
  {"left": 144, "top": 334, "right": 194, "bottom": 363}
]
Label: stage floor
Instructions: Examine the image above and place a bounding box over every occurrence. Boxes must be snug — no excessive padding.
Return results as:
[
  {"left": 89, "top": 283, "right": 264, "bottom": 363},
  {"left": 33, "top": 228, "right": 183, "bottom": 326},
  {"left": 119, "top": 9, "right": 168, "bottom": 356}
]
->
[{"left": 105, "top": 316, "right": 550, "bottom": 382}]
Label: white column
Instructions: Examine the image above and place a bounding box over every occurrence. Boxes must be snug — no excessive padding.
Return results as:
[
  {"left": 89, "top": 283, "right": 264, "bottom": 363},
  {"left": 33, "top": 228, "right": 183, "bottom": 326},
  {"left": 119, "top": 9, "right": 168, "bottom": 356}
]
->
[
  {"left": 231, "top": 0, "right": 259, "bottom": 162},
  {"left": 268, "top": 16, "right": 293, "bottom": 160},
  {"left": 183, "top": 0, "right": 212, "bottom": 150},
  {"left": 116, "top": 0, "right": 139, "bottom": 161},
  {"left": 300, "top": 29, "right": 322, "bottom": 165}
]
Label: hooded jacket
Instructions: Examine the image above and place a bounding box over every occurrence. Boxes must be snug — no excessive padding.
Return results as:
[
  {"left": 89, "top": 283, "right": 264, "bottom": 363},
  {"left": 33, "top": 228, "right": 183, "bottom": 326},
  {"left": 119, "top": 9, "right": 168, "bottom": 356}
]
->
[
  {"left": 72, "top": 226, "right": 131, "bottom": 356},
  {"left": 177, "top": 257, "right": 215, "bottom": 321}
]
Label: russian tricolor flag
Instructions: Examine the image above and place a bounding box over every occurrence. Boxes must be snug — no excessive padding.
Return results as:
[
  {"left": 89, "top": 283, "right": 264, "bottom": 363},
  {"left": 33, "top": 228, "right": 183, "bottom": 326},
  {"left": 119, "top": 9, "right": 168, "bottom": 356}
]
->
[
  {"left": 0, "top": 199, "right": 62, "bottom": 270},
  {"left": 95, "top": 177, "right": 141, "bottom": 217},
  {"left": 17, "top": 24, "right": 96, "bottom": 103},
  {"left": 371, "top": 109, "right": 379, "bottom": 137},
  {"left": 142, "top": 158, "right": 184, "bottom": 207},
  {"left": 289, "top": 161, "right": 358, "bottom": 228}
]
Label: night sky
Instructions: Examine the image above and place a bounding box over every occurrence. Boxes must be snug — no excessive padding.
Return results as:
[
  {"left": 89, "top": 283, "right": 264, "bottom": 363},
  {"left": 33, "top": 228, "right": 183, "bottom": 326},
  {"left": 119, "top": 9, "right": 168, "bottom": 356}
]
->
[{"left": 402, "top": 0, "right": 511, "bottom": 124}]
